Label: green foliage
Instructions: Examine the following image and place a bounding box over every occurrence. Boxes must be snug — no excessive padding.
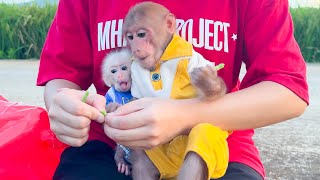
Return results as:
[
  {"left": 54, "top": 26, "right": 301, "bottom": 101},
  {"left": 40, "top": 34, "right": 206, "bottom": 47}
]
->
[
  {"left": 0, "top": 4, "right": 319, "bottom": 62},
  {"left": 0, "top": 2, "right": 57, "bottom": 59},
  {"left": 290, "top": 8, "right": 320, "bottom": 62}
]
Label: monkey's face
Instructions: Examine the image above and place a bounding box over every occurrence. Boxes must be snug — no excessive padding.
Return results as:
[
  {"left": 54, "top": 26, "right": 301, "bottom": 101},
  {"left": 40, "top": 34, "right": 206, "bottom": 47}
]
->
[
  {"left": 123, "top": 6, "right": 176, "bottom": 71},
  {"left": 110, "top": 62, "right": 132, "bottom": 92},
  {"left": 125, "top": 28, "right": 164, "bottom": 71}
]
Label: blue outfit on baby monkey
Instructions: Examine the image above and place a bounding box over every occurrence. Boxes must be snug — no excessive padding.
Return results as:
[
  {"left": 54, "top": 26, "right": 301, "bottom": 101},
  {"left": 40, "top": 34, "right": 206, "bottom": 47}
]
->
[
  {"left": 105, "top": 86, "right": 133, "bottom": 105},
  {"left": 105, "top": 86, "right": 133, "bottom": 164}
]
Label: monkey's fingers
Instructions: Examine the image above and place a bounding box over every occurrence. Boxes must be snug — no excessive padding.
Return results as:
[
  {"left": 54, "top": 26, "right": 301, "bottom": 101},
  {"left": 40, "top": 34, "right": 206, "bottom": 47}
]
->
[
  {"left": 117, "top": 163, "right": 121, "bottom": 172},
  {"left": 125, "top": 165, "right": 131, "bottom": 176},
  {"left": 205, "top": 65, "right": 218, "bottom": 77},
  {"left": 122, "top": 163, "right": 128, "bottom": 173},
  {"left": 190, "top": 69, "right": 202, "bottom": 85}
]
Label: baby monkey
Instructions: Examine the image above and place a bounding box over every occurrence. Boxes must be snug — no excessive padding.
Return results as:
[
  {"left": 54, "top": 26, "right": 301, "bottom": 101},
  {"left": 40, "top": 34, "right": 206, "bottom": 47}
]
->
[
  {"left": 101, "top": 49, "right": 134, "bottom": 176},
  {"left": 108, "top": 2, "right": 229, "bottom": 180}
]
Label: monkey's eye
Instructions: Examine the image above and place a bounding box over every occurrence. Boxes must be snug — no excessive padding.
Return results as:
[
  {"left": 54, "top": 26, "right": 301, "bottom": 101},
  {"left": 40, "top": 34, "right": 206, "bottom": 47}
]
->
[
  {"left": 121, "top": 66, "right": 128, "bottom": 71},
  {"left": 126, "top": 33, "right": 133, "bottom": 40},
  {"left": 111, "top": 69, "right": 117, "bottom": 74},
  {"left": 137, "top": 32, "right": 146, "bottom": 38},
  {"left": 137, "top": 29, "right": 147, "bottom": 38}
]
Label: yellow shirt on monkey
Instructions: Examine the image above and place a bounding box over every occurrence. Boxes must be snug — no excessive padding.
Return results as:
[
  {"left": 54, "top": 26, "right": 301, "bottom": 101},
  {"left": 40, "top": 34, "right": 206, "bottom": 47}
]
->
[{"left": 131, "top": 34, "right": 229, "bottom": 180}]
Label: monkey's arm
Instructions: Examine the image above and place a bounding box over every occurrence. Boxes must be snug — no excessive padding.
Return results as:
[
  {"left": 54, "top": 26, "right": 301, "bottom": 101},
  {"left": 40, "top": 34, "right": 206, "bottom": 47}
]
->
[
  {"left": 190, "top": 65, "right": 227, "bottom": 101},
  {"left": 188, "top": 50, "right": 226, "bottom": 100}
]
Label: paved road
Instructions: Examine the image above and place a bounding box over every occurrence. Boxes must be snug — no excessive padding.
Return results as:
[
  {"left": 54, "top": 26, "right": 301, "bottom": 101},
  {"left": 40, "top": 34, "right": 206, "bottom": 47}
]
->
[{"left": 0, "top": 60, "right": 319, "bottom": 180}]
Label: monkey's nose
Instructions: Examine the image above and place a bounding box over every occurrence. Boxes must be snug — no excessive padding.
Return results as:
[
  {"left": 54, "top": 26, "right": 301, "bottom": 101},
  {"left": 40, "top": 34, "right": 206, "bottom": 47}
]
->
[
  {"left": 118, "top": 74, "right": 124, "bottom": 80},
  {"left": 132, "top": 48, "right": 142, "bottom": 57}
]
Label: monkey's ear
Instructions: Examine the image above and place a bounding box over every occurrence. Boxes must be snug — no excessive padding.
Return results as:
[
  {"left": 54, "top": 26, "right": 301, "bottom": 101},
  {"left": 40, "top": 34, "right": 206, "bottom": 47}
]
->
[{"left": 165, "top": 13, "right": 176, "bottom": 34}]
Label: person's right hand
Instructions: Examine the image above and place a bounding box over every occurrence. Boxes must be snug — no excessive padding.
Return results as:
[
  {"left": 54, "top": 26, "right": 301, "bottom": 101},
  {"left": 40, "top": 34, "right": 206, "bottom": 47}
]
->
[{"left": 48, "top": 88, "right": 106, "bottom": 147}]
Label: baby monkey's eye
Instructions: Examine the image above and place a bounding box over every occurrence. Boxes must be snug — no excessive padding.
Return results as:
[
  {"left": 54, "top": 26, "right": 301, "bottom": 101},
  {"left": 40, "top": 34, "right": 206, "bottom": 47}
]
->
[
  {"left": 137, "top": 32, "right": 146, "bottom": 38},
  {"left": 121, "top": 66, "right": 128, "bottom": 71},
  {"left": 111, "top": 69, "right": 117, "bottom": 73}
]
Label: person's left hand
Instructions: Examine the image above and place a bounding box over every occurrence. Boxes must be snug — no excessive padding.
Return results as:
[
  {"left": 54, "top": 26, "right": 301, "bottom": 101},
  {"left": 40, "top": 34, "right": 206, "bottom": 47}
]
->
[{"left": 104, "top": 97, "right": 194, "bottom": 149}]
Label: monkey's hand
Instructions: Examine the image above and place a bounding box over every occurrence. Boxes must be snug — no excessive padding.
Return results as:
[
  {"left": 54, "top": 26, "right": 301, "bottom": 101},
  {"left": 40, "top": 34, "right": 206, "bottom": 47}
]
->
[
  {"left": 106, "top": 102, "right": 121, "bottom": 113},
  {"left": 190, "top": 65, "right": 227, "bottom": 101},
  {"left": 114, "top": 145, "right": 131, "bottom": 176}
]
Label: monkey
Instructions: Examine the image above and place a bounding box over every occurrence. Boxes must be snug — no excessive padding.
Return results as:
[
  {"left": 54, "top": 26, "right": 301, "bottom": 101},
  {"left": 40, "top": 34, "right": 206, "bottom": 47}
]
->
[
  {"left": 120, "top": 2, "right": 230, "bottom": 180},
  {"left": 101, "top": 48, "right": 134, "bottom": 176},
  {"left": 102, "top": 48, "right": 133, "bottom": 113}
]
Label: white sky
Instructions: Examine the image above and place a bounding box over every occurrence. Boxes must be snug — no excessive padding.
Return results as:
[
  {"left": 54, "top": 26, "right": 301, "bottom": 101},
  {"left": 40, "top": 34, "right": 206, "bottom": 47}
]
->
[
  {"left": 289, "top": 0, "right": 320, "bottom": 7},
  {"left": 1, "top": 0, "right": 33, "bottom": 3},
  {"left": 0, "top": 0, "right": 319, "bottom": 8}
]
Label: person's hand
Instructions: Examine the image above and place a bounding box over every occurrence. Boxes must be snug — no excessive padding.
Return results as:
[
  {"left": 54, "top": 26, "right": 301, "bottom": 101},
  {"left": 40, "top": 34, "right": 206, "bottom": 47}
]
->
[
  {"left": 104, "top": 98, "right": 194, "bottom": 149},
  {"left": 106, "top": 102, "right": 121, "bottom": 113},
  {"left": 48, "top": 88, "right": 106, "bottom": 147},
  {"left": 114, "top": 145, "right": 131, "bottom": 176}
]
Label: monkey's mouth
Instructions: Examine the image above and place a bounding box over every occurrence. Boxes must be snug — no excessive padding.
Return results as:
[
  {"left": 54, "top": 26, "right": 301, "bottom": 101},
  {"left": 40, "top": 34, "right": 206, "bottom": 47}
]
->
[
  {"left": 119, "top": 82, "right": 129, "bottom": 91},
  {"left": 136, "top": 56, "right": 147, "bottom": 61}
]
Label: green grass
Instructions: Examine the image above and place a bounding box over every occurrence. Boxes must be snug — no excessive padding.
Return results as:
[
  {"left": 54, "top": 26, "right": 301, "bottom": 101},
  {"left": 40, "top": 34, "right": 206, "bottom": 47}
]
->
[
  {"left": 291, "top": 8, "right": 320, "bottom": 62},
  {"left": 0, "top": 4, "right": 319, "bottom": 62},
  {"left": 0, "top": 3, "right": 56, "bottom": 59}
]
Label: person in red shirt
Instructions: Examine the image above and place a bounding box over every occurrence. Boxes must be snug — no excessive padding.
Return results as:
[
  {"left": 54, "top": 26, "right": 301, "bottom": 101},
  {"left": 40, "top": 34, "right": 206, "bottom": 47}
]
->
[{"left": 37, "top": 0, "right": 309, "bottom": 179}]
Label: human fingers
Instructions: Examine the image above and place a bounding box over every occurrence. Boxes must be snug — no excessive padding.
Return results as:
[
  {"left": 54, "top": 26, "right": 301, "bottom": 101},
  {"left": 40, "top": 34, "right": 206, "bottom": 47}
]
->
[
  {"left": 48, "top": 103, "right": 91, "bottom": 146},
  {"left": 111, "top": 98, "right": 151, "bottom": 116},
  {"left": 83, "top": 91, "right": 107, "bottom": 116},
  {"left": 105, "top": 109, "right": 150, "bottom": 130},
  {"left": 49, "top": 105, "right": 92, "bottom": 129},
  {"left": 56, "top": 90, "right": 105, "bottom": 123},
  {"left": 49, "top": 117, "right": 90, "bottom": 139},
  {"left": 104, "top": 122, "right": 154, "bottom": 143},
  {"left": 104, "top": 124, "right": 163, "bottom": 149},
  {"left": 56, "top": 134, "right": 89, "bottom": 147}
]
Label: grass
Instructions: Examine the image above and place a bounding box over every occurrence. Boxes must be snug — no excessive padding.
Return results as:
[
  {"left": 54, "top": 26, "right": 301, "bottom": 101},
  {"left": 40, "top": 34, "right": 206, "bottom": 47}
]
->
[
  {"left": 291, "top": 8, "right": 320, "bottom": 62},
  {"left": 0, "top": 2, "right": 56, "bottom": 59},
  {"left": 0, "top": 4, "right": 319, "bottom": 62}
]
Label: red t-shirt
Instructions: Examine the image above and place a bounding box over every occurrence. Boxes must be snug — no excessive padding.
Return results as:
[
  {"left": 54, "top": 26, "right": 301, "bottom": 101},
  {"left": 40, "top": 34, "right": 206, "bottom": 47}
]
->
[{"left": 37, "top": 0, "right": 309, "bottom": 178}]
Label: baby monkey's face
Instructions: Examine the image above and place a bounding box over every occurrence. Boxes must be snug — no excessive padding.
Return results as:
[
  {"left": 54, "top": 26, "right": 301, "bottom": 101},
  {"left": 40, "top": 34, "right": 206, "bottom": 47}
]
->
[{"left": 111, "top": 62, "right": 132, "bottom": 92}]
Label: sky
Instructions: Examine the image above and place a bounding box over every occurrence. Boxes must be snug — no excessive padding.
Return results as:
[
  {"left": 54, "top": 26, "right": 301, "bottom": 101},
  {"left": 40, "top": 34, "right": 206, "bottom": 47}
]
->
[
  {"left": 289, "top": 0, "right": 320, "bottom": 8},
  {"left": 0, "top": 0, "right": 319, "bottom": 8},
  {"left": 1, "top": 0, "right": 33, "bottom": 3}
]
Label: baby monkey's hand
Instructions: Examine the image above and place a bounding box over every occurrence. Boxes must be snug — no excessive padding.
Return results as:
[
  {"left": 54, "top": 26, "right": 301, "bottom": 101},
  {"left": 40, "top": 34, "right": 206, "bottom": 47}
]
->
[
  {"left": 106, "top": 102, "right": 121, "bottom": 113},
  {"left": 114, "top": 145, "right": 131, "bottom": 176}
]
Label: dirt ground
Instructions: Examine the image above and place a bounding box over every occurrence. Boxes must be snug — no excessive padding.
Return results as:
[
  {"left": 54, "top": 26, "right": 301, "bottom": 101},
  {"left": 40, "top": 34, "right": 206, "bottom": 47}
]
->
[{"left": 0, "top": 60, "right": 319, "bottom": 180}]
